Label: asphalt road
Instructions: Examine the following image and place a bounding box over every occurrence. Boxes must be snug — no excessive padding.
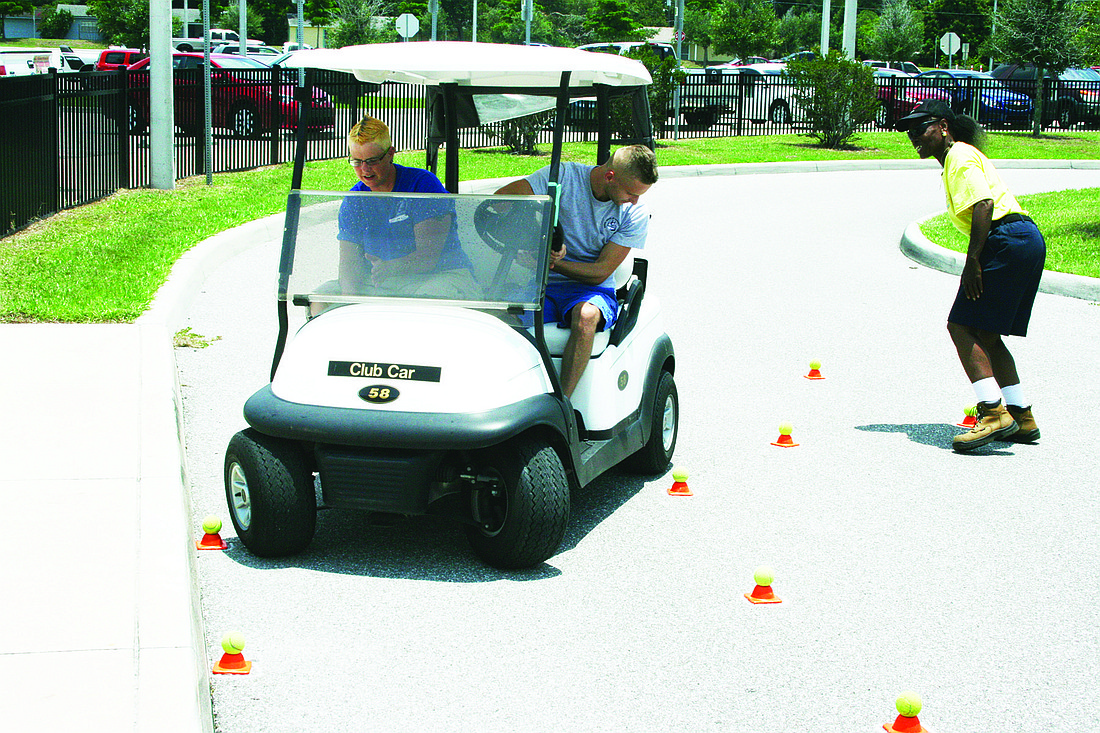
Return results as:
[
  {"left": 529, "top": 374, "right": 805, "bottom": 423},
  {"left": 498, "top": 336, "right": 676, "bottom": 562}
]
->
[{"left": 176, "top": 166, "right": 1100, "bottom": 733}]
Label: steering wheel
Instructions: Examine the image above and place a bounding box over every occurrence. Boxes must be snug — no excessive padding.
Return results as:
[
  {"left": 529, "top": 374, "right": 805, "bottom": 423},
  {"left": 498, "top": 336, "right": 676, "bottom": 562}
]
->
[{"left": 473, "top": 199, "right": 545, "bottom": 253}]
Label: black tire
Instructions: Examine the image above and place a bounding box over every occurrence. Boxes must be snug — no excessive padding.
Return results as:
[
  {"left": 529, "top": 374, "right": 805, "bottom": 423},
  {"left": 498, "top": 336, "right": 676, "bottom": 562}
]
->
[
  {"left": 230, "top": 103, "right": 260, "bottom": 138},
  {"left": 465, "top": 436, "right": 570, "bottom": 570},
  {"left": 770, "top": 100, "right": 791, "bottom": 125},
  {"left": 627, "top": 370, "right": 678, "bottom": 474},
  {"left": 875, "top": 101, "right": 893, "bottom": 129},
  {"left": 224, "top": 429, "right": 316, "bottom": 557},
  {"left": 1056, "top": 101, "right": 1077, "bottom": 129}
]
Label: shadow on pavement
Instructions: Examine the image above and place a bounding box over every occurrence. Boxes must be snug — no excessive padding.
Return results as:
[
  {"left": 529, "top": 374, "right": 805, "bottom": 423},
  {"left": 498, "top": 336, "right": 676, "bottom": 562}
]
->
[
  {"left": 220, "top": 469, "right": 649, "bottom": 582},
  {"left": 855, "top": 423, "right": 1017, "bottom": 454}
]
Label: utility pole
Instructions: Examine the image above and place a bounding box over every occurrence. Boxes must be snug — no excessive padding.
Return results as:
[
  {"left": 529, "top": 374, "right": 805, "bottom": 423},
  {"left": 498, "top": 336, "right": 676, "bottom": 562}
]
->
[{"left": 149, "top": 0, "right": 175, "bottom": 190}]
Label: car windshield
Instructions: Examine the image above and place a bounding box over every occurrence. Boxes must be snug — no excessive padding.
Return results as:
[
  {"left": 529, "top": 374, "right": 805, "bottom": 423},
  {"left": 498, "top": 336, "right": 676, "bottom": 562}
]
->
[
  {"left": 211, "top": 56, "right": 268, "bottom": 69},
  {"left": 284, "top": 191, "right": 554, "bottom": 312},
  {"left": 1062, "top": 68, "right": 1100, "bottom": 81}
]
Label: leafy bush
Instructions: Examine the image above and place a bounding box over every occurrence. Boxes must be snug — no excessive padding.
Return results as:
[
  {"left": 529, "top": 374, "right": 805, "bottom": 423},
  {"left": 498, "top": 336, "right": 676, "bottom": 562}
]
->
[
  {"left": 40, "top": 8, "right": 74, "bottom": 39},
  {"left": 786, "top": 51, "right": 879, "bottom": 148},
  {"left": 620, "top": 46, "right": 685, "bottom": 139},
  {"left": 481, "top": 111, "right": 555, "bottom": 156}
]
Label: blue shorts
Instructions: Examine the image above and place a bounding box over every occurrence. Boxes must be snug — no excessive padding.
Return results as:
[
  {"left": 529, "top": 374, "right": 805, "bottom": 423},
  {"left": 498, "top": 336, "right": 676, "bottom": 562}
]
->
[
  {"left": 544, "top": 282, "right": 618, "bottom": 331},
  {"left": 947, "top": 219, "right": 1046, "bottom": 337}
]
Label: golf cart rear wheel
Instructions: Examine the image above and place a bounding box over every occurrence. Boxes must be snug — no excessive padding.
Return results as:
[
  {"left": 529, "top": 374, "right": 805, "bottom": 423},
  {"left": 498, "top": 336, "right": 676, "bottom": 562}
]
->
[
  {"left": 627, "top": 370, "right": 678, "bottom": 474},
  {"left": 466, "top": 436, "right": 570, "bottom": 570},
  {"left": 224, "top": 429, "right": 316, "bottom": 557}
]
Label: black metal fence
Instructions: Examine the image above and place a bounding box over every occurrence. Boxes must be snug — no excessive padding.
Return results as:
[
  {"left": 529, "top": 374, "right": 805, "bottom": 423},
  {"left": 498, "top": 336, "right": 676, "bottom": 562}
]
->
[{"left": 3, "top": 69, "right": 1097, "bottom": 236}]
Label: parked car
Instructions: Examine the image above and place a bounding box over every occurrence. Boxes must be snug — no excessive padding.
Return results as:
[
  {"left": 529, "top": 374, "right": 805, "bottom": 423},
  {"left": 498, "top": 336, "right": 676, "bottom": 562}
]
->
[
  {"left": 711, "top": 56, "right": 768, "bottom": 67},
  {"left": 744, "top": 62, "right": 801, "bottom": 124},
  {"left": 124, "top": 53, "right": 335, "bottom": 137},
  {"left": 211, "top": 43, "right": 282, "bottom": 57},
  {"left": 863, "top": 60, "right": 920, "bottom": 76},
  {"left": 873, "top": 68, "right": 951, "bottom": 128},
  {"left": 916, "top": 69, "right": 1033, "bottom": 127},
  {"left": 577, "top": 41, "right": 677, "bottom": 62},
  {"left": 0, "top": 47, "right": 84, "bottom": 76},
  {"left": 990, "top": 63, "right": 1100, "bottom": 128},
  {"left": 96, "top": 47, "right": 147, "bottom": 72}
]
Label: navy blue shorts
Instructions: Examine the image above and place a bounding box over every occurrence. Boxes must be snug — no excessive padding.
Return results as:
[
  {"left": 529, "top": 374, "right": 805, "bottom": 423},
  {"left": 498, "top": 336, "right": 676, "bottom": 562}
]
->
[
  {"left": 544, "top": 282, "right": 618, "bottom": 330},
  {"left": 947, "top": 218, "right": 1046, "bottom": 337}
]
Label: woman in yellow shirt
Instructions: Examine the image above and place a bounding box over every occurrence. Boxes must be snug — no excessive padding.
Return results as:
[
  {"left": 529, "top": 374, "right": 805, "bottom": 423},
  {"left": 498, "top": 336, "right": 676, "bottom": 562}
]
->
[{"left": 897, "top": 100, "right": 1046, "bottom": 452}]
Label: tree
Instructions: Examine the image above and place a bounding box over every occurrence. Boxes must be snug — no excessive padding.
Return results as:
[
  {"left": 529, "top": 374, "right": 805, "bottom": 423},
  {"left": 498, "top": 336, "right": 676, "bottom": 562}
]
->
[
  {"left": 1074, "top": 0, "right": 1100, "bottom": 65},
  {"left": 776, "top": 8, "right": 819, "bottom": 57},
  {"left": 865, "top": 0, "right": 924, "bottom": 63},
  {"left": 39, "top": 7, "right": 75, "bottom": 38},
  {"left": 711, "top": 0, "right": 780, "bottom": 63},
  {"left": 684, "top": 7, "right": 715, "bottom": 65},
  {"left": 86, "top": 0, "right": 149, "bottom": 47},
  {"left": 216, "top": 4, "right": 265, "bottom": 39},
  {"left": 786, "top": 50, "right": 878, "bottom": 148},
  {"left": 922, "top": 0, "right": 991, "bottom": 68},
  {"left": 1, "top": 0, "right": 32, "bottom": 40},
  {"left": 991, "top": 0, "right": 1086, "bottom": 134},
  {"left": 583, "top": 0, "right": 646, "bottom": 42},
  {"left": 330, "top": 0, "right": 393, "bottom": 46}
]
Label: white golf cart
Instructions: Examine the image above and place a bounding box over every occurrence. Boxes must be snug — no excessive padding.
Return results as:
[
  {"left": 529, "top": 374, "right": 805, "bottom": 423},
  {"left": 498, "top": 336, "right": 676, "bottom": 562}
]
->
[{"left": 225, "top": 42, "right": 678, "bottom": 569}]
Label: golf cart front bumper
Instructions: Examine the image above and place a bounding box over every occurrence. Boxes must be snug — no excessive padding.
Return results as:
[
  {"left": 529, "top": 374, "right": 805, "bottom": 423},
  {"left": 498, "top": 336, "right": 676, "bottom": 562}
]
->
[{"left": 244, "top": 384, "right": 572, "bottom": 451}]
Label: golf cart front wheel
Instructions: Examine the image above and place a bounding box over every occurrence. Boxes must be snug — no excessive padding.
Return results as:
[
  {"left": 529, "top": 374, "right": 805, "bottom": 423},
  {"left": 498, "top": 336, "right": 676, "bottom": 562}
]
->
[
  {"left": 627, "top": 370, "right": 678, "bottom": 474},
  {"left": 466, "top": 436, "right": 570, "bottom": 570},
  {"left": 224, "top": 429, "right": 316, "bottom": 557}
]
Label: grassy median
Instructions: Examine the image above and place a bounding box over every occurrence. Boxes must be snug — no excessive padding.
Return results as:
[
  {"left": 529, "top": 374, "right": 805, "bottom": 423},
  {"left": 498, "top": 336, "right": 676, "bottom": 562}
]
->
[{"left": 2, "top": 130, "right": 1098, "bottom": 322}]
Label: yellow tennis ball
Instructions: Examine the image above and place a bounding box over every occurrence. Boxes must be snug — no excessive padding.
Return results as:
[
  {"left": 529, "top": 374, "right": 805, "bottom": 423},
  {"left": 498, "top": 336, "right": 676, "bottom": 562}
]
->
[
  {"left": 809, "top": 360, "right": 821, "bottom": 370},
  {"left": 895, "top": 691, "right": 922, "bottom": 717},
  {"left": 672, "top": 468, "right": 689, "bottom": 482},
  {"left": 221, "top": 632, "right": 245, "bottom": 655},
  {"left": 753, "top": 565, "right": 775, "bottom": 587},
  {"left": 964, "top": 404, "right": 977, "bottom": 417},
  {"left": 202, "top": 515, "right": 222, "bottom": 535},
  {"left": 778, "top": 422, "right": 793, "bottom": 436}
]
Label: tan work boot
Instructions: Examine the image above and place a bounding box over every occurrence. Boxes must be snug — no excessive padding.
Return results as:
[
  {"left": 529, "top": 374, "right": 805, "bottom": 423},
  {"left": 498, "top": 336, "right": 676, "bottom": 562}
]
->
[
  {"left": 1006, "top": 405, "right": 1040, "bottom": 443},
  {"left": 953, "top": 401, "right": 1019, "bottom": 452}
]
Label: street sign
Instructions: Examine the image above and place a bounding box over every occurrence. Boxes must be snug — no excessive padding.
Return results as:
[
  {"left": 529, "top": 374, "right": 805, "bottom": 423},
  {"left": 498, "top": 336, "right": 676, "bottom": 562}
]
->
[
  {"left": 396, "top": 13, "right": 420, "bottom": 39},
  {"left": 939, "top": 32, "right": 961, "bottom": 56}
]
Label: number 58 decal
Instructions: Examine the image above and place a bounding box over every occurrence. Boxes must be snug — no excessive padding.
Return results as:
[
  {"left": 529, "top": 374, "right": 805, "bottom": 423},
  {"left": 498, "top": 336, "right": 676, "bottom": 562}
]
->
[{"left": 359, "top": 385, "right": 400, "bottom": 404}]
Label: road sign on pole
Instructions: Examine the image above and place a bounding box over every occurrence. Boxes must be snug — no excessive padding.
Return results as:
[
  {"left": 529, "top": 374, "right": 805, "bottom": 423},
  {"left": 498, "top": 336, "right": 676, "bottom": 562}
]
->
[
  {"left": 940, "top": 31, "right": 961, "bottom": 66},
  {"left": 396, "top": 13, "right": 419, "bottom": 41}
]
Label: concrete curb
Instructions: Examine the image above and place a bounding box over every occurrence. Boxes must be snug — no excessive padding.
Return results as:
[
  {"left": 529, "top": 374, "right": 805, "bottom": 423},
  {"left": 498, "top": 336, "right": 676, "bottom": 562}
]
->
[
  {"left": 145, "top": 159, "right": 1099, "bottom": 731},
  {"left": 900, "top": 214, "right": 1100, "bottom": 303}
]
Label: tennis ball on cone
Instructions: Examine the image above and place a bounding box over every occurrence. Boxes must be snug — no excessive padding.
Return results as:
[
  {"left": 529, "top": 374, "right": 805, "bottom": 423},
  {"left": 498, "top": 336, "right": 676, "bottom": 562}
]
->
[
  {"left": 753, "top": 565, "right": 775, "bottom": 587},
  {"left": 895, "top": 691, "right": 922, "bottom": 717},
  {"left": 202, "top": 515, "right": 222, "bottom": 535},
  {"left": 809, "top": 360, "right": 821, "bottom": 370},
  {"left": 221, "top": 632, "right": 246, "bottom": 655}
]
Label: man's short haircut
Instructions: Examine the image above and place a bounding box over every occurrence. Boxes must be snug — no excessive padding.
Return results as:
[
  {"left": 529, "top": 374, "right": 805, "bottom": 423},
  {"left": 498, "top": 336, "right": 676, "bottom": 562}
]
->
[
  {"left": 612, "top": 145, "right": 658, "bottom": 185},
  {"left": 348, "top": 115, "right": 392, "bottom": 150}
]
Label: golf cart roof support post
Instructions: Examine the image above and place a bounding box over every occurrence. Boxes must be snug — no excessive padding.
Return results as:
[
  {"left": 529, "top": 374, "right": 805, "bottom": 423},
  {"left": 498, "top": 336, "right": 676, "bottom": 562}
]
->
[
  {"left": 441, "top": 82, "right": 460, "bottom": 193},
  {"left": 596, "top": 85, "right": 612, "bottom": 165},
  {"left": 272, "top": 86, "right": 315, "bottom": 380}
]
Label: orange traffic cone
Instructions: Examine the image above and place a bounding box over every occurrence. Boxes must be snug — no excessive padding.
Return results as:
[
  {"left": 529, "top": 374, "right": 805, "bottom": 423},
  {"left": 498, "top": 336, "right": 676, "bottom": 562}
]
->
[
  {"left": 196, "top": 515, "right": 228, "bottom": 551},
  {"left": 956, "top": 405, "right": 977, "bottom": 428},
  {"left": 744, "top": 566, "right": 782, "bottom": 604},
  {"left": 667, "top": 468, "right": 692, "bottom": 496},
  {"left": 771, "top": 423, "right": 799, "bottom": 448},
  {"left": 212, "top": 632, "right": 252, "bottom": 675},
  {"left": 804, "top": 360, "right": 825, "bottom": 380},
  {"left": 884, "top": 692, "right": 928, "bottom": 733}
]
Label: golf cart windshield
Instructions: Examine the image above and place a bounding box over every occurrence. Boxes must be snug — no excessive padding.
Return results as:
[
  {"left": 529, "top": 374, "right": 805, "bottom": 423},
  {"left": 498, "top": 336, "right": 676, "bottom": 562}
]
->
[{"left": 283, "top": 190, "right": 554, "bottom": 312}]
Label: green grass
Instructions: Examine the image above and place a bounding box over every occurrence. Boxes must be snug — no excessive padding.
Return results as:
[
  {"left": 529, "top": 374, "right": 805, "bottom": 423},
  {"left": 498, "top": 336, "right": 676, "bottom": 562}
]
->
[
  {"left": 2, "top": 130, "right": 1099, "bottom": 323},
  {"left": 920, "top": 188, "right": 1100, "bottom": 280}
]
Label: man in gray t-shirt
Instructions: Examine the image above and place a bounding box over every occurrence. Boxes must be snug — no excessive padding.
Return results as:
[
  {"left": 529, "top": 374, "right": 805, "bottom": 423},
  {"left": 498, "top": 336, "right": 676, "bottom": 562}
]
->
[{"left": 495, "top": 145, "right": 658, "bottom": 398}]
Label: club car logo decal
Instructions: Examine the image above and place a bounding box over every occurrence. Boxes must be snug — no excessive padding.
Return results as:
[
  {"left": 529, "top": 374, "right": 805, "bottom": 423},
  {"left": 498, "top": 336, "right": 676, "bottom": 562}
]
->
[
  {"left": 328, "top": 361, "right": 441, "bottom": 382},
  {"left": 359, "top": 385, "right": 400, "bottom": 404}
]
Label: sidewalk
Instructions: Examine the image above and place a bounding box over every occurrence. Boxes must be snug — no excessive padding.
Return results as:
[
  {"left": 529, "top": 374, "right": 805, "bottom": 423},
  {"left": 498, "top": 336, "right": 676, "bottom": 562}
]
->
[{"left": 0, "top": 160, "right": 1095, "bottom": 732}]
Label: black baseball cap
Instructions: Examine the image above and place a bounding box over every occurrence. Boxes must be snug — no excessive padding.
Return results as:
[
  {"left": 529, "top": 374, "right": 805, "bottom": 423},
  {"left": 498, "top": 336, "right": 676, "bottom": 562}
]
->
[{"left": 895, "top": 99, "right": 954, "bottom": 132}]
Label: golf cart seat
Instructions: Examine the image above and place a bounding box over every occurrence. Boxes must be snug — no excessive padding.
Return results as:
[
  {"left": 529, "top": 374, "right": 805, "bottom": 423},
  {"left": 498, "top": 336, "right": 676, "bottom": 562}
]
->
[{"left": 538, "top": 252, "right": 646, "bottom": 358}]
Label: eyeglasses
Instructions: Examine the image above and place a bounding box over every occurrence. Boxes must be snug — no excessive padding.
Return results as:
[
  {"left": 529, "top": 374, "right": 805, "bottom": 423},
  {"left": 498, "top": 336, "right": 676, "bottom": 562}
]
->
[
  {"left": 347, "top": 152, "right": 389, "bottom": 168},
  {"left": 906, "top": 119, "right": 939, "bottom": 140}
]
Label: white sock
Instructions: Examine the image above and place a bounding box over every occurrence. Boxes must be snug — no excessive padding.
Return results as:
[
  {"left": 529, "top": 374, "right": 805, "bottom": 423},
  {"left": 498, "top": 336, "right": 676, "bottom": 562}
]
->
[
  {"left": 971, "top": 377, "right": 1002, "bottom": 405},
  {"left": 1000, "top": 383, "right": 1028, "bottom": 408}
]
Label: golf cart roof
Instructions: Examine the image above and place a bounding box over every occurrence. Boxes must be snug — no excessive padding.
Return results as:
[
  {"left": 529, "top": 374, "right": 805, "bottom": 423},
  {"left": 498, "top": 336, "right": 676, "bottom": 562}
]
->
[{"left": 285, "top": 41, "right": 652, "bottom": 89}]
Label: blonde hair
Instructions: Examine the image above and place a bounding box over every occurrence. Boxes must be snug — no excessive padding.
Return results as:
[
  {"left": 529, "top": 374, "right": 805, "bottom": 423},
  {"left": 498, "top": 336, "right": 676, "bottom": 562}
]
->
[
  {"left": 611, "top": 145, "right": 658, "bottom": 185},
  {"left": 348, "top": 115, "right": 392, "bottom": 150}
]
